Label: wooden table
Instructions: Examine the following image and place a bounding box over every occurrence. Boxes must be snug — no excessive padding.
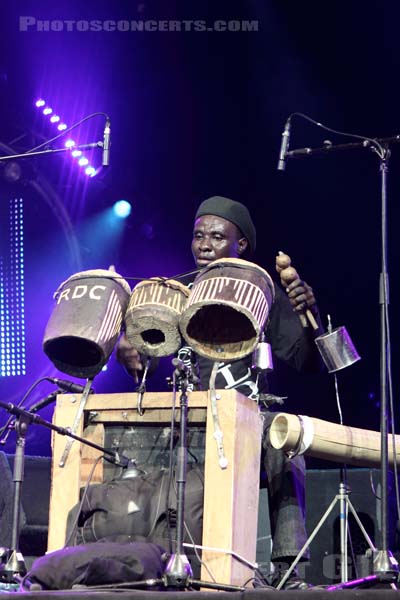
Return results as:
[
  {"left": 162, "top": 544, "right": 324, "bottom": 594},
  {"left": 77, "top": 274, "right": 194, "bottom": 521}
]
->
[{"left": 48, "top": 390, "right": 262, "bottom": 587}]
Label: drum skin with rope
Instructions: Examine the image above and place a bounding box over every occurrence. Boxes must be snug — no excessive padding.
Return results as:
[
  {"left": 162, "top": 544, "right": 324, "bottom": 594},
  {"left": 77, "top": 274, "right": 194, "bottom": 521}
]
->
[
  {"left": 179, "top": 258, "right": 275, "bottom": 361},
  {"left": 43, "top": 269, "right": 131, "bottom": 378},
  {"left": 125, "top": 277, "right": 190, "bottom": 357}
]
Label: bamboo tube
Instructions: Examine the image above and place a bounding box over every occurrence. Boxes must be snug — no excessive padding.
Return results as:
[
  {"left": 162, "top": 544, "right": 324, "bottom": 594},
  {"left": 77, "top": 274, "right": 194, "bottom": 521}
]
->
[{"left": 270, "top": 412, "right": 400, "bottom": 468}]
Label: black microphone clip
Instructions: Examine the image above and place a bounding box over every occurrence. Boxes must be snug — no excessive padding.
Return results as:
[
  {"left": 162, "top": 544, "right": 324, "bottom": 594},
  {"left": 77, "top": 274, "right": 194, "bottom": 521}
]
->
[
  {"left": 29, "top": 390, "right": 60, "bottom": 414},
  {"left": 172, "top": 357, "right": 199, "bottom": 385},
  {"left": 46, "top": 377, "right": 94, "bottom": 394}
]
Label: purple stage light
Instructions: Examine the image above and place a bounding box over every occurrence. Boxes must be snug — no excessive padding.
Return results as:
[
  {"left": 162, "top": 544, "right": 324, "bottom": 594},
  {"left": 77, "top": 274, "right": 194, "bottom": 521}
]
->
[{"left": 34, "top": 97, "right": 100, "bottom": 176}]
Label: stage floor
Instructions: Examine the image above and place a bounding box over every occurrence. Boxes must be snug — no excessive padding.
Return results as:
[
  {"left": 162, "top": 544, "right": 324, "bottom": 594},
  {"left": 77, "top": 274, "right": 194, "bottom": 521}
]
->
[{"left": 1, "top": 585, "right": 400, "bottom": 599}]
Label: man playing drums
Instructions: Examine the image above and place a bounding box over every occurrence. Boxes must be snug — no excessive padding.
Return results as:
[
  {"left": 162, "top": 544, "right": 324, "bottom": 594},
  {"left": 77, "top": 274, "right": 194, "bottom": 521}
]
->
[{"left": 117, "top": 196, "right": 324, "bottom": 589}]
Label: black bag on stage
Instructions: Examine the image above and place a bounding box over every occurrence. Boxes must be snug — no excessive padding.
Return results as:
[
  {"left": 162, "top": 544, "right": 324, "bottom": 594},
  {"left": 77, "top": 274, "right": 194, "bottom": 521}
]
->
[
  {"left": 67, "top": 467, "right": 204, "bottom": 551},
  {"left": 26, "top": 541, "right": 167, "bottom": 590},
  {"left": 26, "top": 468, "right": 204, "bottom": 590}
]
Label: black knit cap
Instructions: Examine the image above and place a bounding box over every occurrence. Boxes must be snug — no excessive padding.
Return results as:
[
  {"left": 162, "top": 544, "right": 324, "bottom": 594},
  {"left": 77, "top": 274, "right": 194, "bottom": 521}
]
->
[{"left": 195, "top": 196, "right": 256, "bottom": 253}]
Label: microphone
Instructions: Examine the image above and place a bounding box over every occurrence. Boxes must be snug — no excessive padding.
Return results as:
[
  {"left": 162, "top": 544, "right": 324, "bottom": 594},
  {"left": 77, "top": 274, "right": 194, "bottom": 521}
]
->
[
  {"left": 277, "top": 117, "right": 292, "bottom": 171},
  {"left": 172, "top": 357, "right": 191, "bottom": 376},
  {"left": 102, "top": 118, "right": 111, "bottom": 166},
  {"left": 29, "top": 390, "right": 60, "bottom": 414},
  {"left": 171, "top": 357, "right": 200, "bottom": 384},
  {"left": 45, "top": 377, "right": 93, "bottom": 394}
]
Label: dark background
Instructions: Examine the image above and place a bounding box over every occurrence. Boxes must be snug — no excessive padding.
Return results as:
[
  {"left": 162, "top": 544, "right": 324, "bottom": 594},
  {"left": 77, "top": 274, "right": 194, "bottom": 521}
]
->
[{"left": 0, "top": 0, "right": 399, "bottom": 458}]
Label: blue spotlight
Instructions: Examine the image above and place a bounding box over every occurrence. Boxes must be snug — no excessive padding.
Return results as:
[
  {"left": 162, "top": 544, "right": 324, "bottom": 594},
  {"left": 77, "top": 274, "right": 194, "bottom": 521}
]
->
[{"left": 113, "top": 200, "right": 132, "bottom": 218}]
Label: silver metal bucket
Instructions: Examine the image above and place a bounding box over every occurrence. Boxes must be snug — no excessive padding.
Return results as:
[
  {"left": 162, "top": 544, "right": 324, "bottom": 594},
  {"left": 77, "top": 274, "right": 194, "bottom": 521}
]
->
[{"left": 315, "top": 326, "right": 361, "bottom": 373}]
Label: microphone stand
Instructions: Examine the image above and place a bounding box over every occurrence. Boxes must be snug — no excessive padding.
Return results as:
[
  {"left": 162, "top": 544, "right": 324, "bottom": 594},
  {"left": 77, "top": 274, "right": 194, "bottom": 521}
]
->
[
  {"left": 283, "top": 130, "right": 399, "bottom": 588},
  {"left": 112, "top": 360, "right": 245, "bottom": 593},
  {"left": 0, "top": 399, "right": 128, "bottom": 583},
  {"left": 161, "top": 361, "right": 244, "bottom": 591},
  {"left": 162, "top": 364, "right": 194, "bottom": 587},
  {"left": 1, "top": 409, "right": 29, "bottom": 582},
  {"left": 0, "top": 142, "right": 105, "bottom": 163}
]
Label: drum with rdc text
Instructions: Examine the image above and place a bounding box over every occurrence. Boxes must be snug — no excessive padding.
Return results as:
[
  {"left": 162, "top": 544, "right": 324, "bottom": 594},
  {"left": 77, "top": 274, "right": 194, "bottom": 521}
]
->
[{"left": 43, "top": 269, "right": 131, "bottom": 378}]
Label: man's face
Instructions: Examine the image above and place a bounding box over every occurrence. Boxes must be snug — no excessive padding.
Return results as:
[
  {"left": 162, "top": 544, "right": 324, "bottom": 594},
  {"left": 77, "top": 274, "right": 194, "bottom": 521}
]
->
[{"left": 191, "top": 214, "right": 247, "bottom": 268}]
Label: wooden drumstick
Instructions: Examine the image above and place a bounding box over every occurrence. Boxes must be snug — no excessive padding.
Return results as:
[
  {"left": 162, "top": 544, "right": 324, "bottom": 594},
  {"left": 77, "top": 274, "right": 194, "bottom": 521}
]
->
[{"left": 276, "top": 252, "right": 319, "bottom": 330}]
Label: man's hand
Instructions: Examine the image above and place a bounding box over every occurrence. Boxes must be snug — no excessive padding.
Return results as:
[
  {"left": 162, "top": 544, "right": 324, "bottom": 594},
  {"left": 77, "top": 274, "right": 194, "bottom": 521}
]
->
[
  {"left": 285, "top": 278, "right": 317, "bottom": 314},
  {"left": 275, "top": 252, "right": 319, "bottom": 330},
  {"left": 116, "top": 333, "right": 143, "bottom": 382}
]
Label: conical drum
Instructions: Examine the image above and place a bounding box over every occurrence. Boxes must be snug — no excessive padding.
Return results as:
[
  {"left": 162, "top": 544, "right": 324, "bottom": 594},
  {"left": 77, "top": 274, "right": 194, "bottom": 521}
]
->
[
  {"left": 43, "top": 269, "right": 131, "bottom": 378},
  {"left": 179, "top": 258, "right": 275, "bottom": 361},
  {"left": 125, "top": 277, "right": 190, "bottom": 357}
]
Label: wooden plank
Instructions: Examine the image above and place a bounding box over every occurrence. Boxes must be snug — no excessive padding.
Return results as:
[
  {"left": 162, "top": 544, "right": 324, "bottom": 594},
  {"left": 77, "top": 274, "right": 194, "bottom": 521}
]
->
[
  {"left": 81, "top": 423, "right": 105, "bottom": 484},
  {"left": 87, "top": 408, "right": 206, "bottom": 424},
  {"left": 81, "top": 391, "right": 209, "bottom": 411},
  {"left": 201, "top": 390, "right": 262, "bottom": 587},
  {"left": 48, "top": 394, "right": 85, "bottom": 552}
]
